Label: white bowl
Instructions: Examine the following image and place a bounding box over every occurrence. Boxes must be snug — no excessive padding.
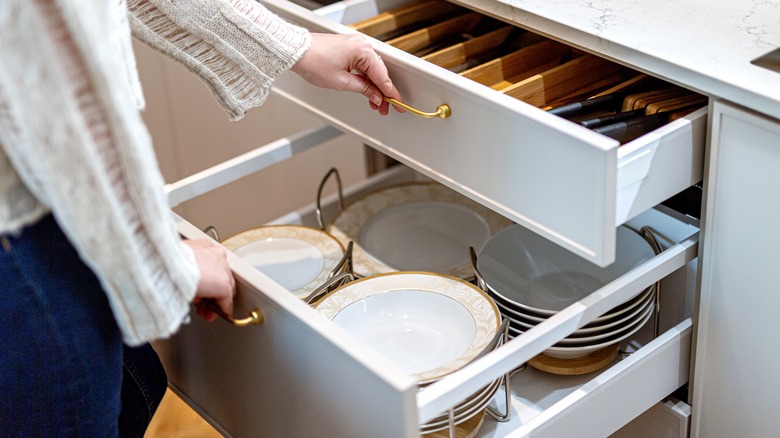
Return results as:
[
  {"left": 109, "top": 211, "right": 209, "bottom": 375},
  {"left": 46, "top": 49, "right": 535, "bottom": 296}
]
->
[
  {"left": 316, "top": 272, "right": 500, "bottom": 382},
  {"left": 222, "top": 225, "right": 344, "bottom": 298}
]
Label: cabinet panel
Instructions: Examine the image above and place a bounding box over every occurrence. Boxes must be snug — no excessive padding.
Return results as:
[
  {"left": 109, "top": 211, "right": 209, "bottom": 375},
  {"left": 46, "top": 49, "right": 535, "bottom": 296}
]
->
[
  {"left": 160, "top": 217, "right": 419, "bottom": 438},
  {"left": 263, "top": 0, "right": 706, "bottom": 266},
  {"left": 691, "top": 100, "right": 780, "bottom": 437}
]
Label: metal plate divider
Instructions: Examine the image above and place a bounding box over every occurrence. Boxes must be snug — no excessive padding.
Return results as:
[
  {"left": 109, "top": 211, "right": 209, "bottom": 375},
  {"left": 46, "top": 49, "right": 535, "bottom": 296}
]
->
[
  {"left": 416, "top": 230, "right": 699, "bottom": 423},
  {"left": 164, "top": 124, "right": 342, "bottom": 207}
]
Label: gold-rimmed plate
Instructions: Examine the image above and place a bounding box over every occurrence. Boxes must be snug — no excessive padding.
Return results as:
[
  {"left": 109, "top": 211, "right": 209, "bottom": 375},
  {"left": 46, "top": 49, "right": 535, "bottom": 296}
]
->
[
  {"left": 328, "top": 182, "right": 512, "bottom": 279},
  {"left": 314, "top": 271, "right": 501, "bottom": 383},
  {"left": 222, "top": 225, "right": 345, "bottom": 298}
]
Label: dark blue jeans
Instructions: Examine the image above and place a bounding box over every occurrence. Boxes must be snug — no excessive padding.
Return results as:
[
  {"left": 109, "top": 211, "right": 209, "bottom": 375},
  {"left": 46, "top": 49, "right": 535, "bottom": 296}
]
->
[{"left": 0, "top": 214, "right": 167, "bottom": 437}]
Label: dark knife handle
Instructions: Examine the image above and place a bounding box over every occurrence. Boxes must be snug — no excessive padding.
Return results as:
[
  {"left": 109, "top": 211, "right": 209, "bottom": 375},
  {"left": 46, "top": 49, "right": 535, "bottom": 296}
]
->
[
  {"left": 578, "top": 108, "right": 646, "bottom": 129},
  {"left": 593, "top": 113, "right": 668, "bottom": 144},
  {"left": 547, "top": 93, "right": 623, "bottom": 119}
]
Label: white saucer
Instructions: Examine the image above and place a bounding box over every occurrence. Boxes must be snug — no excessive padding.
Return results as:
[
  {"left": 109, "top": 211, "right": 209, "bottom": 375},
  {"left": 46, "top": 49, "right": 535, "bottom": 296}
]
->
[{"left": 222, "top": 225, "right": 344, "bottom": 298}]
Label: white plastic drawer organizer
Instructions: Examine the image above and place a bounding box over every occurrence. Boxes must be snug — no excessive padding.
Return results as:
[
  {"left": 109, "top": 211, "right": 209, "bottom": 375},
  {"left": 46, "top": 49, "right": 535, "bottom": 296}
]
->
[{"left": 262, "top": 0, "right": 706, "bottom": 267}]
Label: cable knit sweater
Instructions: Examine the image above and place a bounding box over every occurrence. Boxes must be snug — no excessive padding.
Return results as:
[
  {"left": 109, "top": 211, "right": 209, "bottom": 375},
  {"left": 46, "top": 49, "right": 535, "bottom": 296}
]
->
[{"left": 0, "top": 0, "right": 311, "bottom": 345}]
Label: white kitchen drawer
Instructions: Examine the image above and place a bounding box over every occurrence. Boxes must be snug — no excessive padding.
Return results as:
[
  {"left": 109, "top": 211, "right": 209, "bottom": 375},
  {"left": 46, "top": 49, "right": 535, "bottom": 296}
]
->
[
  {"left": 262, "top": 0, "right": 706, "bottom": 267},
  {"left": 158, "top": 142, "right": 699, "bottom": 437},
  {"left": 611, "top": 396, "right": 691, "bottom": 438}
]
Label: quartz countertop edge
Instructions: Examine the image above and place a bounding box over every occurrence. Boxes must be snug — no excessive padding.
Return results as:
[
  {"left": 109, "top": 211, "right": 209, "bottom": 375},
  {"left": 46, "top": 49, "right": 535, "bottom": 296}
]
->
[{"left": 458, "top": 0, "right": 780, "bottom": 120}]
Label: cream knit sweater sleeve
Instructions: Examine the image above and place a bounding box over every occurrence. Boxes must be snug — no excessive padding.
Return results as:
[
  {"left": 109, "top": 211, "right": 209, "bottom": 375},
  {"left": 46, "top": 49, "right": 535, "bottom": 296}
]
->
[
  {"left": 0, "top": 0, "right": 310, "bottom": 345},
  {"left": 129, "top": 0, "right": 311, "bottom": 120}
]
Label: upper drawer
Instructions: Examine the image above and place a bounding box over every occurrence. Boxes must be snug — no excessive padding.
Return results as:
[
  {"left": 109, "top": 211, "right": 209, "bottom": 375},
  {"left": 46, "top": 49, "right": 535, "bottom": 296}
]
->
[{"left": 262, "top": 0, "right": 706, "bottom": 267}]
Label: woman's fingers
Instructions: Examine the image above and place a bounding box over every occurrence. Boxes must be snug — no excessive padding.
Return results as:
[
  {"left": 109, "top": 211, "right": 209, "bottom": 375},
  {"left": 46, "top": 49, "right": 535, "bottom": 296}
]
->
[
  {"left": 290, "top": 33, "right": 405, "bottom": 115},
  {"left": 184, "top": 239, "right": 236, "bottom": 322}
]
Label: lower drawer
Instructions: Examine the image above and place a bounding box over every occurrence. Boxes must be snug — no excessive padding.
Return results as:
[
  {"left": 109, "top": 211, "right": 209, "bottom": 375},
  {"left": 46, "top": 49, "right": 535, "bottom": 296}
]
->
[
  {"left": 159, "top": 160, "right": 699, "bottom": 437},
  {"left": 611, "top": 397, "right": 691, "bottom": 438},
  {"left": 478, "top": 318, "right": 692, "bottom": 437}
]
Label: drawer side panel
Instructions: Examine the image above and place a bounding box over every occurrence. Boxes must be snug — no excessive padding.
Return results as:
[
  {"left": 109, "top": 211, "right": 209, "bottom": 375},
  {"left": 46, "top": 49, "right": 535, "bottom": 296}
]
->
[
  {"left": 156, "top": 218, "right": 419, "bottom": 438},
  {"left": 272, "top": 66, "right": 618, "bottom": 264}
]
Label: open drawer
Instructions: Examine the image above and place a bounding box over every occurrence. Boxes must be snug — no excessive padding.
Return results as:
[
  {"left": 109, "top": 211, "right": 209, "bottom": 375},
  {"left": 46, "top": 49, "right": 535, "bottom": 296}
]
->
[
  {"left": 261, "top": 0, "right": 706, "bottom": 266},
  {"left": 157, "top": 148, "right": 699, "bottom": 437}
]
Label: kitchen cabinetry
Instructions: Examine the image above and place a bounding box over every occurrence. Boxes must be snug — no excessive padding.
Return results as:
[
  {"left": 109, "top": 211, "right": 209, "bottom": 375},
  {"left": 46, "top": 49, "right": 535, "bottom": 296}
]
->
[
  {"left": 140, "top": 0, "right": 780, "bottom": 437},
  {"left": 691, "top": 101, "right": 780, "bottom": 437}
]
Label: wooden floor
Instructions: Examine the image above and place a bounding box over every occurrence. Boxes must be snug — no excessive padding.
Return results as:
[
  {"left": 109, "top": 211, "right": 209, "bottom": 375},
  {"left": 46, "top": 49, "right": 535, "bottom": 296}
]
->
[
  {"left": 145, "top": 389, "right": 485, "bottom": 438},
  {"left": 145, "top": 389, "right": 222, "bottom": 438}
]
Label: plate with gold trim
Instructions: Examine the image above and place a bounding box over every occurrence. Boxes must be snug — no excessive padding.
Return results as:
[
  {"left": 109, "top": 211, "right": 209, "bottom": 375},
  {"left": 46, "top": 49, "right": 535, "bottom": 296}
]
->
[
  {"left": 222, "top": 225, "right": 344, "bottom": 298},
  {"left": 328, "top": 182, "right": 512, "bottom": 279},
  {"left": 315, "top": 271, "right": 501, "bottom": 383}
]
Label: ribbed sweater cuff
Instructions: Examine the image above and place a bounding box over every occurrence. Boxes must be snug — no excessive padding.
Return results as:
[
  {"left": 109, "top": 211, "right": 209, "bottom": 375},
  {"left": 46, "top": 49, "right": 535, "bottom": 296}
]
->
[{"left": 129, "top": 0, "right": 311, "bottom": 121}]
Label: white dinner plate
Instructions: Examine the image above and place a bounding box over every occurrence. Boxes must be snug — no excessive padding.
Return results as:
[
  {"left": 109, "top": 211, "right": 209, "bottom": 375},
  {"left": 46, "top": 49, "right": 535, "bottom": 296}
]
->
[
  {"left": 492, "top": 283, "right": 654, "bottom": 327},
  {"left": 519, "top": 306, "right": 654, "bottom": 359},
  {"left": 328, "top": 182, "right": 512, "bottom": 279},
  {"left": 315, "top": 271, "right": 500, "bottom": 383},
  {"left": 222, "top": 225, "right": 344, "bottom": 298},
  {"left": 477, "top": 225, "right": 655, "bottom": 315},
  {"left": 506, "top": 294, "right": 651, "bottom": 337},
  {"left": 500, "top": 287, "right": 655, "bottom": 336},
  {"left": 554, "top": 301, "right": 654, "bottom": 345},
  {"left": 420, "top": 376, "right": 501, "bottom": 433}
]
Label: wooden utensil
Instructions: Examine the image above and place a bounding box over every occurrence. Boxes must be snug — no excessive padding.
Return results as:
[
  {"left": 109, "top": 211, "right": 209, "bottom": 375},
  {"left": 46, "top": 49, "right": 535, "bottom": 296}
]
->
[
  {"left": 622, "top": 86, "right": 690, "bottom": 111},
  {"left": 645, "top": 93, "right": 707, "bottom": 114}
]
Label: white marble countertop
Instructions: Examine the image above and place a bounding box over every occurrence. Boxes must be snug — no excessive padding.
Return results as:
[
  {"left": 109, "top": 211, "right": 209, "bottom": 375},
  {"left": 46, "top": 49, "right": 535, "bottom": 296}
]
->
[{"left": 459, "top": 0, "right": 780, "bottom": 119}]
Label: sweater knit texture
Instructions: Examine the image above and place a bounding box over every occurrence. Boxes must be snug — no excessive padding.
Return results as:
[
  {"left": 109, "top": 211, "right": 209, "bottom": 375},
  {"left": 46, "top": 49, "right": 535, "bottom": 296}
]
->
[{"left": 0, "top": 0, "right": 311, "bottom": 345}]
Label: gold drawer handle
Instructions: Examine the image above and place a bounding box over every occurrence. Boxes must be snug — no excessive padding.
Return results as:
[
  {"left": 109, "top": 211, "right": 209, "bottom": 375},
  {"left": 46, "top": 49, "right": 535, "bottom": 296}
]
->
[
  {"left": 205, "top": 300, "right": 264, "bottom": 327},
  {"left": 384, "top": 97, "right": 451, "bottom": 119}
]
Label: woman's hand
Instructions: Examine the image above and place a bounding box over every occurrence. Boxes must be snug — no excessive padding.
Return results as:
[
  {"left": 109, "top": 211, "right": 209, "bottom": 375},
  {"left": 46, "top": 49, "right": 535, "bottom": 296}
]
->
[
  {"left": 184, "top": 239, "right": 236, "bottom": 322},
  {"left": 291, "top": 33, "right": 404, "bottom": 115}
]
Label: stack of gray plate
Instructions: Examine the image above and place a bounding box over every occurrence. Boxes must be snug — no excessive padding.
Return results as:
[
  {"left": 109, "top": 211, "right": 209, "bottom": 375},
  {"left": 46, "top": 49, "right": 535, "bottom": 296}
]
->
[{"left": 476, "top": 224, "right": 656, "bottom": 359}]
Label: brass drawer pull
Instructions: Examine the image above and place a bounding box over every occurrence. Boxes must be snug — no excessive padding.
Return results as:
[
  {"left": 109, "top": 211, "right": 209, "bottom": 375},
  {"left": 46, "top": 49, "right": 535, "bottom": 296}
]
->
[
  {"left": 384, "top": 97, "right": 451, "bottom": 119},
  {"left": 205, "top": 300, "right": 264, "bottom": 327}
]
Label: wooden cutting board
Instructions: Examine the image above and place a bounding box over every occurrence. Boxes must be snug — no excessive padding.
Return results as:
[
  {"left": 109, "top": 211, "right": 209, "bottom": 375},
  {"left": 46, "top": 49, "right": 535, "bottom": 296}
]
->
[
  {"left": 422, "top": 410, "right": 486, "bottom": 438},
  {"left": 528, "top": 343, "right": 620, "bottom": 375}
]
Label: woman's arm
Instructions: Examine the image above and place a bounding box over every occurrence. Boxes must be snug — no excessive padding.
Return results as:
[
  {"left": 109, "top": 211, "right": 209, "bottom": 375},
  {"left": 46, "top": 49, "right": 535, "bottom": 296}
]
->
[{"left": 129, "top": 0, "right": 401, "bottom": 118}]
